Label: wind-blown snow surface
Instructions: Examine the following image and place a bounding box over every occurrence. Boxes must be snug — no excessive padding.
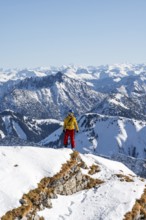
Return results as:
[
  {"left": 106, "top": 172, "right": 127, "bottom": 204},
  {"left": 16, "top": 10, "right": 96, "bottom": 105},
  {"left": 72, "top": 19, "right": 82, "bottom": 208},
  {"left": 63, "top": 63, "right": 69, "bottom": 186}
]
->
[{"left": 0, "top": 147, "right": 146, "bottom": 220}]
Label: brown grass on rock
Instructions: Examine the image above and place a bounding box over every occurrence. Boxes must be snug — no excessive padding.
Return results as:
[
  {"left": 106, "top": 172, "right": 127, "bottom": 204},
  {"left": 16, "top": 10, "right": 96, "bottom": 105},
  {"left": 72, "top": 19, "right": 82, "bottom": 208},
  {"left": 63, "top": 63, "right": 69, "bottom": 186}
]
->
[
  {"left": 115, "top": 173, "right": 134, "bottom": 182},
  {"left": 124, "top": 188, "right": 146, "bottom": 220},
  {"left": 88, "top": 164, "right": 101, "bottom": 175}
]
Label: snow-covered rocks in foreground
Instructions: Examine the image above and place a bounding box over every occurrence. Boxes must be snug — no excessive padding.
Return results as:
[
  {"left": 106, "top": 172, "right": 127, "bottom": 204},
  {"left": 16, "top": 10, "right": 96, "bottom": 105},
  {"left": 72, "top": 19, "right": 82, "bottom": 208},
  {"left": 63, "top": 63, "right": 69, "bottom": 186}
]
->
[
  {"left": 0, "top": 147, "right": 72, "bottom": 217},
  {"left": 0, "top": 147, "right": 146, "bottom": 220},
  {"left": 39, "top": 154, "right": 146, "bottom": 220}
]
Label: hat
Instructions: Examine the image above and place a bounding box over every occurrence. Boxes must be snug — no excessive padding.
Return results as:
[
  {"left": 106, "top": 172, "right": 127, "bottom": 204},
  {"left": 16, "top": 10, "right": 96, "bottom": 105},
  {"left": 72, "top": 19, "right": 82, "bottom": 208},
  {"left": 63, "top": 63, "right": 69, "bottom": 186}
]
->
[
  {"left": 68, "top": 109, "right": 74, "bottom": 116},
  {"left": 69, "top": 109, "right": 73, "bottom": 113}
]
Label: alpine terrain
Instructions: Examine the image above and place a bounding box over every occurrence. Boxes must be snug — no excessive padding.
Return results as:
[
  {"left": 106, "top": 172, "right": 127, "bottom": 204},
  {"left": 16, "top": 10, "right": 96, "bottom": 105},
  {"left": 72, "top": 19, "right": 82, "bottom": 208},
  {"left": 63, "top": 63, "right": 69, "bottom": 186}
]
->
[{"left": 0, "top": 64, "right": 146, "bottom": 219}]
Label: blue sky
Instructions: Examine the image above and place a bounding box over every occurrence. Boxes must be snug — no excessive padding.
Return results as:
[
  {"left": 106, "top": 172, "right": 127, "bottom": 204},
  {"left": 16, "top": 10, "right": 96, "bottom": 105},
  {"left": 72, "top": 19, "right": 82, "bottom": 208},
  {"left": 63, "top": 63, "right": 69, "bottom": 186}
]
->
[{"left": 0, "top": 0, "right": 146, "bottom": 68}]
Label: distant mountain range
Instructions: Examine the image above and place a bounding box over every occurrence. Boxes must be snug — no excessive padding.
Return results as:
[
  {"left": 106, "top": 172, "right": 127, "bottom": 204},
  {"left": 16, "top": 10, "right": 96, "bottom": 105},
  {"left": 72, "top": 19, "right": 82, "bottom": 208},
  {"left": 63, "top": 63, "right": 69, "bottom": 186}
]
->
[
  {"left": 0, "top": 72, "right": 103, "bottom": 119},
  {"left": 1, "top": 64, "right": 146, "bottom": 120}
]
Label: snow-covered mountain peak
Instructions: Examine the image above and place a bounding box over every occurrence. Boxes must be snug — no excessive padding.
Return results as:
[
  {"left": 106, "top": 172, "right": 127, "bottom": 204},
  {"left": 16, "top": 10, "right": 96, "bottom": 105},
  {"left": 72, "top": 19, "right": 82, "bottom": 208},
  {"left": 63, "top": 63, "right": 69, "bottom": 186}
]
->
[
  {"left": 0, "top": 71, "right": 103, "bottom": 119},
  {"left": 1, "top": 63, "right": 146, "bottom": 83}
]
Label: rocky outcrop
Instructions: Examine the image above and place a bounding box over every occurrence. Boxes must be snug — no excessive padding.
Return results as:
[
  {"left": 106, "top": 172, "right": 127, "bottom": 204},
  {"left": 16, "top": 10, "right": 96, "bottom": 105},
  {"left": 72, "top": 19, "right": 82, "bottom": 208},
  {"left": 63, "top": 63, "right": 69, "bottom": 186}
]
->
[
  {"left": 1, "top": 151, "right": 103, "bottom": 220},
  {"left": 124, "top": 188, "right": 146, "bottom": 220}
]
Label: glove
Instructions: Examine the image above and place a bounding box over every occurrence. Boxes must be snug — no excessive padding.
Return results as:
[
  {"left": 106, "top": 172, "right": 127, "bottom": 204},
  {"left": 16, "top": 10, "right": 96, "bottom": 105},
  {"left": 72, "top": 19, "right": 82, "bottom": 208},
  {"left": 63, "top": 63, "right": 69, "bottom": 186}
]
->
[
  {"left": 63, "top": 130, "right": 65, "bottom": 133},
  {"left": 76, "top": 130, "right": 79, "bottom": 133}
]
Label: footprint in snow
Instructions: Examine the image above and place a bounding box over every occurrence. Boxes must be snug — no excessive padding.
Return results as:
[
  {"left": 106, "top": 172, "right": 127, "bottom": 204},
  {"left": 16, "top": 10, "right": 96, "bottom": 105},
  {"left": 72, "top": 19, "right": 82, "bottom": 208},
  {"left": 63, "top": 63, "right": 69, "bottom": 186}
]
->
[{"left": 14, "top": 164, "right": 19, "bottom": 167}]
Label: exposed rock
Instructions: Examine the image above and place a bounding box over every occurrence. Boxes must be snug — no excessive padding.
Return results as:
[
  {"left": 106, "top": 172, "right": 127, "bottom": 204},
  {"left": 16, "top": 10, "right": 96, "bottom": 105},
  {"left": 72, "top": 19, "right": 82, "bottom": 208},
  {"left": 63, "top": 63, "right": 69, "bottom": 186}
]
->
[
  {"left": 124, "top": 188, "right": 146, "bottom": 220},
  {"left": 0, "top": 72, "right": 102, "bottom": 119},
  {"left": 1, "top": 151, "right": 104, "bottom": 220}
]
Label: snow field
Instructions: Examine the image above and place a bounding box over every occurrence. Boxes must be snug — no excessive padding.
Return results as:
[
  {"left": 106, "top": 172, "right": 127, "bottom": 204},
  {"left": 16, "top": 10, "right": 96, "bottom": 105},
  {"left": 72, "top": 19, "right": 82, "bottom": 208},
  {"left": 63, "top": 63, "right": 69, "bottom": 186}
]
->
[{"left": 0, "top": 147, "right": 72, "bottom": 216}]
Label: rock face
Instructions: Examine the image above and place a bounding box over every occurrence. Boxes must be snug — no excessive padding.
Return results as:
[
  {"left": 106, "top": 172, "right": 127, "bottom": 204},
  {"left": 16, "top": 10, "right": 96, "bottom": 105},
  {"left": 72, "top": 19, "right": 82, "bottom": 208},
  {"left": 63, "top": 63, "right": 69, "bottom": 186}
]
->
[
  {"left": 1, "top": 151, "right": 103, "bottom": 220},
  {"left": 2, "top": 66, "right": 146, "bottom": 121},
  {"left": 0, "top": 72, "right": 102, "bottom": 119}
]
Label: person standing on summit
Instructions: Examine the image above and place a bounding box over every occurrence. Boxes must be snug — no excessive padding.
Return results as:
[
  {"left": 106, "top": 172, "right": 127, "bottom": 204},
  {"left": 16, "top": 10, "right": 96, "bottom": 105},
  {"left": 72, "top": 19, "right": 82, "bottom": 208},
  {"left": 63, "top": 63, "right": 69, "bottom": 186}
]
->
[{"left": 63, "top": 110, "right": 79, "bottom": 149}]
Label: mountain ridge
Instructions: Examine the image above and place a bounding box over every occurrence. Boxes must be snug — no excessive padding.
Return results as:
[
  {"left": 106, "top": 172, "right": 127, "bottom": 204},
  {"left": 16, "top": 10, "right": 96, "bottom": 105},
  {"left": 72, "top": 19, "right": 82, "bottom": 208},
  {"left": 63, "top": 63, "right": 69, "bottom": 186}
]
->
[
  {"left": 1, "top": 64, "right": 146, "bottom": 120},
  {"left": 0, "top": 147, "right": 146, "bottom": 220},
  {"left": 0, "top": 72, "right": 103, "bottom": 119}
]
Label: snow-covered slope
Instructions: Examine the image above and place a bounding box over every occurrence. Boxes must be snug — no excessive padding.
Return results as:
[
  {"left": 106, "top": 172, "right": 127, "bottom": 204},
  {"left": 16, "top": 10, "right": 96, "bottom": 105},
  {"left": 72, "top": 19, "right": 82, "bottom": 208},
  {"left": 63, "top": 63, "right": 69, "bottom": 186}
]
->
[
  {"left": 0, "top": 110, "right": 62, "bottom": 143},
  {"left": 112, "top": 153, "right": 146, "bottom": 178},
  {"left": 0, "top": 147, "right": 145, "bottom": 220},
  {"left": 39, "top": 153, "right": 146, "bottom": 220},
  {"left": 0, "top": 147, "right": 72, "bottom": 217},
  {"left": 40, "top": 113, "right": 146, "bottom": 159}
]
